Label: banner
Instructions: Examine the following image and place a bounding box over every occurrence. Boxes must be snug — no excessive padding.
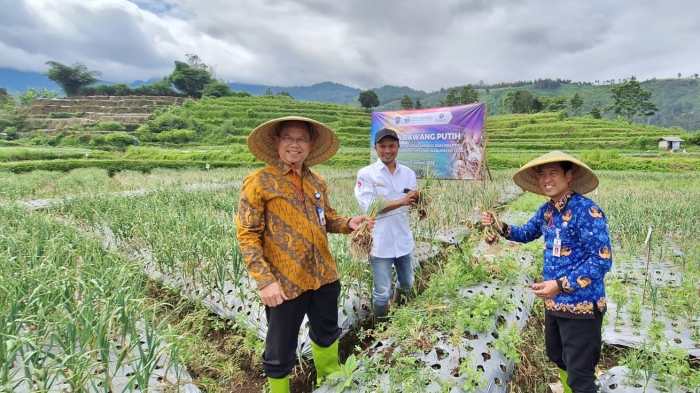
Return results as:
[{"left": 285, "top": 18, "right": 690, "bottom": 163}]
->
[{"left": 370, "top": 103, "right": 486, "bottom": 179}]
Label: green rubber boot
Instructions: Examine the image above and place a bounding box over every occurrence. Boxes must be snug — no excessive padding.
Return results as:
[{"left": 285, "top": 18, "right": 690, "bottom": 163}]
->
[
  {"left": 267, "top": 376, "right": 290, "bottom": 393},
  {"left": 310, "top": 339, "right": 340, "bottom": 386},
  {"left": 559, "top": 369, "right": 573, "bottom": 393}
]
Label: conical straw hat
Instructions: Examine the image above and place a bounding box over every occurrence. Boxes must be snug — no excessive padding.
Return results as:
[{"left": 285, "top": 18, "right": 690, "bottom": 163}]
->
[
  {"left": 247, "top": 116, "right": 339, "bottom": 166},
  {"left": 512, "top": 151, "right": 599, "bottom": 195}
]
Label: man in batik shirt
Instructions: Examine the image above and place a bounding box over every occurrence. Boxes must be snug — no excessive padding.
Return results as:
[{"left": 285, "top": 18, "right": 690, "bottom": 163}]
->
[
  {"left": 482, "top": 151, "right": 612, "bottom": 393},
  {"left": 237, "top": 116, "right": 370, "bottom": 393}
]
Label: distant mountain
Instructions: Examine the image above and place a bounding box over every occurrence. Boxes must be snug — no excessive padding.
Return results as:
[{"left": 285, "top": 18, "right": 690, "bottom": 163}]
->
[
  {"left": 229, "top": 81, "right": 361, "bottom": 104},
  {"left": 372, "top": 85, "right": 427, "bottom": 105},
  {"left": 3, "top": 66, "right": 699, "bottom": 129},
  {"left": 0, "top": 68, "right": 60, "bottom": 93},
  {"left": 227, "top": 82, "right": 427, "bottom": 107},
  {"left": 0, "top": 67, "right": 136, "bottom": 94},
  {"left": 129, "top": 77, "right": 164, "bottom": 87}
]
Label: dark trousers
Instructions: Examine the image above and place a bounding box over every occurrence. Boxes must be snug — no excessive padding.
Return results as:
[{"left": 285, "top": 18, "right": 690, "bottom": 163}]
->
[
  {"left": 545, "top": 310, "right": 604, "bottom": 393},
  {"left": 263, "top": 280, "right": 341, "bottom": 378}
]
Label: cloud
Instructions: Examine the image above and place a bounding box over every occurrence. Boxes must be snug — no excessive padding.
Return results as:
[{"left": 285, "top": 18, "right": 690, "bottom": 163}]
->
[{"left": 1, "top": 0, "right": 699, "bottom": 90}]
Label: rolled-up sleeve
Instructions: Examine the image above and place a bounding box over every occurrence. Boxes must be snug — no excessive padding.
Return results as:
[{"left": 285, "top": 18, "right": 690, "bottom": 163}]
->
[{"left": 236, "top": 175, "right": 276, "bottom": 289}]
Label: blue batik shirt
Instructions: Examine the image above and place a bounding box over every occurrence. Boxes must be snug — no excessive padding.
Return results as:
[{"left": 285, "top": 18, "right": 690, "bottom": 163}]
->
[{"left": 505, "top": 192, "right": 612, "bottom": 319}]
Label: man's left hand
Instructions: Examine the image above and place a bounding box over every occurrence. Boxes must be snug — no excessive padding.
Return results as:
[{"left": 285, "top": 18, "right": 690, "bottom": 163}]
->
[
  {"left": 349, "top": 215, "right": 373, "bottom": 231},
  {"left": 531, "top": 280, "right": 561, "bottom": 299}
]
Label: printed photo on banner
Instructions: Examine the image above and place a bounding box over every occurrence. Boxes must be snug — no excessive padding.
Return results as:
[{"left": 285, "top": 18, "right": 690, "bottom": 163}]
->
[{"left": 370, "top": 103, "right": 486, "bottom": 180}]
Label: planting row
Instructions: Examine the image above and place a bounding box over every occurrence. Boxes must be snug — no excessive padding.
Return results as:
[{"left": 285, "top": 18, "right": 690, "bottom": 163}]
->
[
  {"left": 315, "top": 239, "right": 539, "bottom": 393},
  {"left": 0, "top": 205, "right": 197, "bottom": 392}
]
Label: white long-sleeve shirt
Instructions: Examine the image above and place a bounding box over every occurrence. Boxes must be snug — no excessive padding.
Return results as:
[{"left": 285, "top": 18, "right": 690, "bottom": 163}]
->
[{"left": 354, "top": 160, "right": 417, "bottom": 258}]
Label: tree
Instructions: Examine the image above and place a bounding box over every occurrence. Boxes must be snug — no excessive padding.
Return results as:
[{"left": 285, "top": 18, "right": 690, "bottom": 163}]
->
[
  {"left": 358, "top": 90, "right": 379, "bottom": 110},
  {"left": 202, "top": 80, "right": 232, "bottom": 97},
  {"left": 459, "top": 85, "right": 479, "bottom": 104},
  {"left": 415, "top": 98, "right": 423, "bottom": 109},
  {"left": 46, "top": 61, "right": 100, "bottom": 96},
  {"left": 185, "top": 54, "right": 211, "bottom": 72},
  {"left": 503, "top": 90, "right": 543, "bottom": 113},
  {"left": 400, "top": 95, "right": 414, "bottom": 109},
  {"left": 0, "top": 88, "right": 7, "bottom": 103},
  {"left": 137, "top": 78, "right": 177, "bottom": 96},
  {"left": 608, "top": 79, "right": 658, "bottom": 122},
  {"left": 169, "top": 59, "right": 213, "bottom": 98},
  {"left": 19, "top": 88, "right": 58, "bottom": 106},
  {"left": 540, "top": 96, "right": 567, "bottom": 111},
  {"left": 569, "top": 93, "right": 584, "bottom": 115},
  {"left": 441, "top": 88, "right": 460, "bottom": 106},
  {"left": 590, "top": 106, "right": 602, "bottom": 119},
  {"left": 264, "top": 88, "right": 273, "bottom": 96}
]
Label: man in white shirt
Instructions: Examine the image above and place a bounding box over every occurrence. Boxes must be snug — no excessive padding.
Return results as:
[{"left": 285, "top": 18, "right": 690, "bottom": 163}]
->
[{"left": 354, "top": 128, "right": 419, "bottom": 318}]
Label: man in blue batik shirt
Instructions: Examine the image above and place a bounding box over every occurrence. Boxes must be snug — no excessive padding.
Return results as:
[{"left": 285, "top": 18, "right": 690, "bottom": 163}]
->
[{"left": 482, "top": 151, "right": 612, "bottom": 393}]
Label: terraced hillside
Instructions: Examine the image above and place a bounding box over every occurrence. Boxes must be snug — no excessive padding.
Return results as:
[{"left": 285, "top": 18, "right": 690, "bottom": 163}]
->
[
  {"left": 25, "top": 95, "right": 185, "bottom": 131},
  {"left": 1, "top": 95, "right": 698, "bottom": 173},
  {"left": 139, "top": 95, "right": 370, "bottom": 147},
  {"left": 483, "top": 113, "right": 698, "bottom": 171}
]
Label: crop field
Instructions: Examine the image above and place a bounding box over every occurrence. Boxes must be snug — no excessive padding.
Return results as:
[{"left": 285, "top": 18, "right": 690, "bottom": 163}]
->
[
  {"left": 2, "top": 95, "right": 699, "bottom": 175},
  {"left": 1, "top": 94, "right": 699, "bottom": 393},
  {"left": 1, "top": 164, "right": 699, "bottom": 393}
]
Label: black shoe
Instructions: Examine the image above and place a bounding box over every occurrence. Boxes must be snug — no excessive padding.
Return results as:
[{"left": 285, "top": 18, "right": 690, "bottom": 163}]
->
[{"left": 373, "top": 303, "right": 389, "bottom": 321}]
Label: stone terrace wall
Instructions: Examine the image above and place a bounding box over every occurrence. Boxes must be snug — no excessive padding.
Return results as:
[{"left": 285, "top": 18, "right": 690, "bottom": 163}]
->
[{"left": 25, "top": 96, "right": 186, "bottom": 131}]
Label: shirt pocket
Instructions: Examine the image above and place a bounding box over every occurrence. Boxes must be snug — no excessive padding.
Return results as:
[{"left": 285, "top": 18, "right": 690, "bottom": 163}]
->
[{"left": 373, "top": 182, "right": 392, "bottom": 198}]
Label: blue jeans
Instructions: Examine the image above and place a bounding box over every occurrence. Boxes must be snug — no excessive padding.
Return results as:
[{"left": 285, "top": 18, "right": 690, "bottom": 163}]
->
[{"left": 370, "top": 254, "right": 414, "bottom": 307}]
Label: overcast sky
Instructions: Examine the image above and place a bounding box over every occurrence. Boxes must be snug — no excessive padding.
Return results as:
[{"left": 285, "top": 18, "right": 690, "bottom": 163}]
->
[{"left": 1, "top": 0, "right": 698, "bottom": 90}]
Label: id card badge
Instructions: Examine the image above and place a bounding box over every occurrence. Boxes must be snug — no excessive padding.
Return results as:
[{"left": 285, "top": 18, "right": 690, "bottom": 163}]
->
[
  {"left": 552, "top": 228, "right": 562, "bottom": 257},
  {"left": 316, "top": 206, "right": 326, "bottom": 226}
]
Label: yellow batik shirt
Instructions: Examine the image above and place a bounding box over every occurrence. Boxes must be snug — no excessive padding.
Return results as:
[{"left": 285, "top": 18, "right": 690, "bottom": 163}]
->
[{"left": 236, "top": 164, "right": 351, "bottom": 300}]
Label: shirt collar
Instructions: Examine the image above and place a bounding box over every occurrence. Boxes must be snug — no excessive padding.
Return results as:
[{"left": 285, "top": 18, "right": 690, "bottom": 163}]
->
[
  {"left": 271, "top": 160, "right": 309, "bottom": 177},
  {"left": 375, "top": 159, "right": 400, "bottom": 174},
  {"left": 549, "top": 191, "right": 574, "bottom": 212}
]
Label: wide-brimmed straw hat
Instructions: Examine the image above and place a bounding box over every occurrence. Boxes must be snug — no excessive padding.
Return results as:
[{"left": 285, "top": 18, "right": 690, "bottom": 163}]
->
[
  {"left": 512, "top": 150, "right": 599, "bottom": 195},
  {"left": 247, "top": 116, "right": 339, "bottom": 167}
]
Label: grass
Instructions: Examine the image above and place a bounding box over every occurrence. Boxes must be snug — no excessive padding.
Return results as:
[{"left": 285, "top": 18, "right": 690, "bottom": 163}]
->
[
  {"left": 2, "top": 162, "right": 700, "bottom": 392},
  {"left": 0, "top": 167, "right": 253, "bottom": 200},
  {"left": 0, "top": 204, "right": 186, "bottom": 392},
  {"left": 51, "top": 189, "right": 245, "bottom": 295}
]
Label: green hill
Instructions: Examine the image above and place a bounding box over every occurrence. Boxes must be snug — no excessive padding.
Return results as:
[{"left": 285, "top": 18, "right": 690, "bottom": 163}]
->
[
  {"left": 4, "top": 65, "right": 699, "bottom": 130},
  {"left": 1, "top": 95, "right": 699, "bottom": 173},
  {"left": 379, "top": 78, "right": 700, "bottom": 131}
]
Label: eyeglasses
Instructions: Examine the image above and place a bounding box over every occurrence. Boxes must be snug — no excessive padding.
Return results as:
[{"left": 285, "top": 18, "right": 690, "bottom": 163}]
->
[{"left": 279, "top": 135, "right": 311, "bottom": 145}]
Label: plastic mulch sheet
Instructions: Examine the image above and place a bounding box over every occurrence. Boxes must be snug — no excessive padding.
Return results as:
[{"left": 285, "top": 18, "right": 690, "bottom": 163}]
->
[
  {"left": 314, "top": 250, "right": 536, "bottom": 393},
  {"left": 603, "top": 254, "right": 700, "bottom": 357},
  {"left": 9, "top": 323, "right": 200, "bottom": 393},
  {"left": 602, "top": 302, "right": 700, "bottom": 357},
  {"left": 599, "top": 366, "right": 697, "bottom": 393}
]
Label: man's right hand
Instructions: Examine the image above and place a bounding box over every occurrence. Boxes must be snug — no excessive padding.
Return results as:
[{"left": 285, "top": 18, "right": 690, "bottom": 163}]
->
[
  {"left": 259, "top": 282, "right": 288, "bottom": 307},
  {"left": 481, "top": 211, "right": 494, "bottom": 226},
  {"left": 402, "top": 191, "right": 419, "bottom": 206}
]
